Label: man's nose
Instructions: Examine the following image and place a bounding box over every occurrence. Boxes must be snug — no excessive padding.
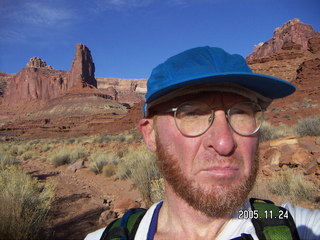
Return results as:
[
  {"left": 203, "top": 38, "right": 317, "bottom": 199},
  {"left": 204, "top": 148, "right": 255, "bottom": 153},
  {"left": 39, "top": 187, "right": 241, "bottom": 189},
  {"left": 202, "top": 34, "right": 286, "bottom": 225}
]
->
[{"left": 202, "top": 110, "right": 236, "bottom": 156}]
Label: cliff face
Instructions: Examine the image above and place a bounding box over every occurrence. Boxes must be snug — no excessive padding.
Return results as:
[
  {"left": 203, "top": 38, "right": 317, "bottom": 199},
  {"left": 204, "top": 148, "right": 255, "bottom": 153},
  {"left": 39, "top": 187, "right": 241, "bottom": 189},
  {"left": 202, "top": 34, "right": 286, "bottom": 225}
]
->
[
  {"left": 247, "top": 19, "right": 320, "bottom": 126},
  {"left": 3, "top": 60, "right": 68, "bottom": 104},
  {"left": 97, "top": 77, "right": 146, "bottom": 105},
  {"left": 2, "top": 43, "right": 97, "bottom": 104},
  {"left": 97, "top": 78, "right": 146, "bottom": 94},
  {"left": 247, "top": 18, "right": 320, "bottom": 63}
]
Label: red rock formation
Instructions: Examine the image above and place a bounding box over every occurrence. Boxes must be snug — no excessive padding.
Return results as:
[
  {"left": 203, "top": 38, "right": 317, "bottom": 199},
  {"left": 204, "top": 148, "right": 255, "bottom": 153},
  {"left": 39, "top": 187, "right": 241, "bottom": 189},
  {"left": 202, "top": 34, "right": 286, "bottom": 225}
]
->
[
  {"left": 2, "top": 43, "right": 97, "bottom": 104},
  {"left": 27, "top": 57, "right": 53, "bottom": 69},
  {"left": 308, "top": 37, "right": 320, "bottom": 54},
  {"left": 3, "top": 64, "right": 68, "bottom": 104},
  {"left": 97, "top": 78, "right": 146, "bottom": 94},
  {"left": 69, "top": 44, "right": 97, "bottom": 88},
  {"left": 0, "top": 72, "right": 14, "bottom": 98},
  {"left": 247, "top": 18, "right": 320, "bottom": 63},
  {"left": 105, "top": 87, "right": 118, "bottom": 101},
  {"left": 296, "top": 58, "right": 320, "bottom": 88},
  {"left": 97, "top": 77, "right": 146, "bottom": 105}
]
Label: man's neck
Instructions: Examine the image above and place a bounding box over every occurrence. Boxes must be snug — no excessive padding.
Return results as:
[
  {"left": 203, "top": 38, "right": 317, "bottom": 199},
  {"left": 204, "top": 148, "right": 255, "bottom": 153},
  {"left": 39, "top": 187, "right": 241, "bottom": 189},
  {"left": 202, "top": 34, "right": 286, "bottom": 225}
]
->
[{"left": 154, "top": 184, "right": 232, "bottom": 240}]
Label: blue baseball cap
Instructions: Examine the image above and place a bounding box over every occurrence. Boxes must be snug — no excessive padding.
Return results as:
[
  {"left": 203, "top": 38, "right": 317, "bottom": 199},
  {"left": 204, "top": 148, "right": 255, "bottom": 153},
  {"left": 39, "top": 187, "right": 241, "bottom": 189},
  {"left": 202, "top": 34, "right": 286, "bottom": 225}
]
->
[{"left": 143, "top": 46, "right": 296, "bottom": 117}]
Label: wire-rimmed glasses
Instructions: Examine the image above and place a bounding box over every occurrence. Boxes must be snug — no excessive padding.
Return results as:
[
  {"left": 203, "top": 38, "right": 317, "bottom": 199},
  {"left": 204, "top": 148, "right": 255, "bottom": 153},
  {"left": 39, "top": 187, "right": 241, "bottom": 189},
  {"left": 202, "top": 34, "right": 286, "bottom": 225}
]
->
[{"left": 159, "top": 101, "right": 264, "bottom": 137}]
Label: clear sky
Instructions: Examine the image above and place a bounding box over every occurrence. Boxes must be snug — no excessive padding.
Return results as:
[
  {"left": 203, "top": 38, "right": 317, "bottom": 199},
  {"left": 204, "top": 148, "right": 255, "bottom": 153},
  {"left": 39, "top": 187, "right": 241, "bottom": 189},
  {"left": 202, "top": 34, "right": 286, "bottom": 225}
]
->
[{"left": 0, "top": 0, "right": 319, "bottom": 79}]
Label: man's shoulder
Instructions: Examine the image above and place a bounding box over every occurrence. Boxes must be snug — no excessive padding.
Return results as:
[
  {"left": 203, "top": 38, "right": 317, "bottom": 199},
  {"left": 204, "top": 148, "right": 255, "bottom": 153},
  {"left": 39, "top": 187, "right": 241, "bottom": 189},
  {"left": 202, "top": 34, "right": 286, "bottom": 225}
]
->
[
  {"left": 281, "top": 202, "right": 320, "bottom": 239},
  {"left": 281, "top": 202, "right": 320, "bottom": 226}
]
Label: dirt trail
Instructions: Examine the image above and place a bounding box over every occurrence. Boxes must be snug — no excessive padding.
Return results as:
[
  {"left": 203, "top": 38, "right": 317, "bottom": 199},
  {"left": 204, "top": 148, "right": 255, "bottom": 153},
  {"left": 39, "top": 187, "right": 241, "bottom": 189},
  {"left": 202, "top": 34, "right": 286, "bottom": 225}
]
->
[{"left": 21, "top": 159, "right": 142, "bottom": 240}]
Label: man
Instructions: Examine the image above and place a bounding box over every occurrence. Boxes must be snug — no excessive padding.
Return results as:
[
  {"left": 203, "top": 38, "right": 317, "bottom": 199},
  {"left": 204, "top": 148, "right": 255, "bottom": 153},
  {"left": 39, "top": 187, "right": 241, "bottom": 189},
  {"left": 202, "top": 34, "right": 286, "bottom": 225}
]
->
[{"left": 86, "top": 46, "right": 320, "bottom": 239}]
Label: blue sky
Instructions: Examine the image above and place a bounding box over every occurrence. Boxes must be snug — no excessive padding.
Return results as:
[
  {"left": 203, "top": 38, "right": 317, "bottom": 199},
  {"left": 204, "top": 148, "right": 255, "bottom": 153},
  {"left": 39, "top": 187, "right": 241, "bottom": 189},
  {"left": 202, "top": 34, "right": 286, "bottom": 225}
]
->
[{"left": 0, "top": 0, "right": 319, "bottom": 79}]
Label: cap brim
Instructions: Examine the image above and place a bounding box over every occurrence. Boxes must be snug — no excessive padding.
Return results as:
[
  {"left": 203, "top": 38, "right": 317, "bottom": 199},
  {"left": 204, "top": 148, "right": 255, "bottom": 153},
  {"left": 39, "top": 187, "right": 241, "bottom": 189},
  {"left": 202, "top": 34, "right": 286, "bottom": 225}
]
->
[{"left": 146, "top": 72, "right": 296, "bottom": 103}]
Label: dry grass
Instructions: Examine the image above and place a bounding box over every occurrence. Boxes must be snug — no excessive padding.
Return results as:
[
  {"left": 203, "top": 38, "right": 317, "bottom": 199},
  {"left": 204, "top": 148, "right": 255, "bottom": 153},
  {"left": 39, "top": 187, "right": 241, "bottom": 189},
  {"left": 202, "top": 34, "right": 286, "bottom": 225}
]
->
[
  {"left": 251, "top": 169, "right": 317, "bottom": 205},
  {"left": 49, "top": 145, "right": 87, "bottom": 167},
  {"left": 259, "top": 116, "right": 320, "bottom": 143},
  {"left": 0, "top": 153, "right": 20, "bottom": 168},
  {"left": 88, "top": 151, "right": 120, "bottom": 174},
  {"left": 295, "top": 116, "right": 320, "bottom": 137},
  {"left": 259, "top": 122, "right": 294, "bottom": 142},
  {"left": 116, "top": 144, "right": 163, "bottom": 205},
  {"left": 102, "top": 164, "right": 117, "bottom": 177},
  {"left": 0, "top": 165, "right": 55, "bottom": 240}
]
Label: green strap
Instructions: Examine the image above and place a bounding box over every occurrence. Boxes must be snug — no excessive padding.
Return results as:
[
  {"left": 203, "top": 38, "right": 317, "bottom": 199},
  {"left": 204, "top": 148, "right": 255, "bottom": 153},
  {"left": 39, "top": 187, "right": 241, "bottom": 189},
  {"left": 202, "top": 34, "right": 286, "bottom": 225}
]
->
[
  {"left": 100, "top": 208, "right": 147, "bottom": 240},
  {"left": 250, "top": 198, "right": 300, "bottom": 240}
]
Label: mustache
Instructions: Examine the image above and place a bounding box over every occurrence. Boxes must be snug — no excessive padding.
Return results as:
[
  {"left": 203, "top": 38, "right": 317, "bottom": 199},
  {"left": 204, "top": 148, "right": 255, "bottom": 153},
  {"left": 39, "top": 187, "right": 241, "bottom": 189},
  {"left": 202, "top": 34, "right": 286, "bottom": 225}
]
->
[{"left": 193, "top": 151, "right": 244, "bottom": 173}]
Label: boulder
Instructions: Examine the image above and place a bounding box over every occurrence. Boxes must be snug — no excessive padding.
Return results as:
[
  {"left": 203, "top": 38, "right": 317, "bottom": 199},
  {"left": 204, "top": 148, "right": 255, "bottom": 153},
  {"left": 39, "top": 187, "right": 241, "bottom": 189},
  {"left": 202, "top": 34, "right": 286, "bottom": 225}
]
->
[
  {"left": 303, "top": 159, "right": 319, "bottom": 175},
  {"left": 99, "top": 209, "right": 117, "bottom": 225},
  {"left": 261, "top": 165, "right": 273, "bottom": 176},
  {"left": 66, "top": 159, "right": 86, "bottom": 173},
  {"left": 291, "top": 148, "right": 310, "bottom": 165},
  {"left": 113, "top": 198, "right": 141, "bottom": 215},
  {"left": 269, "top": 137, "right": 298, "bottom": 147}
]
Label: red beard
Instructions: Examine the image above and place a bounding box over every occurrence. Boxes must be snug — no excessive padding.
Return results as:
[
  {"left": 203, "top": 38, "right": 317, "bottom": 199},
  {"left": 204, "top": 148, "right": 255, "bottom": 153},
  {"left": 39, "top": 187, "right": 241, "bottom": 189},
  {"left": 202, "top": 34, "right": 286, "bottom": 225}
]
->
[{"left": 155, "top": 136, "right": 259, "bottom": 218}]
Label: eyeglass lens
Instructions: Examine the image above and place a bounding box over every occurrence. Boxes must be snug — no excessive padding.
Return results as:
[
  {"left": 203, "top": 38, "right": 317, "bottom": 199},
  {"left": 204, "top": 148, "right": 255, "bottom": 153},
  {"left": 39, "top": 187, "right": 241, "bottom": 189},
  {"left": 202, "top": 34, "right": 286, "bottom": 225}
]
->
[{"left": 174, "top": 101, "right": 263, "bottom": 136}]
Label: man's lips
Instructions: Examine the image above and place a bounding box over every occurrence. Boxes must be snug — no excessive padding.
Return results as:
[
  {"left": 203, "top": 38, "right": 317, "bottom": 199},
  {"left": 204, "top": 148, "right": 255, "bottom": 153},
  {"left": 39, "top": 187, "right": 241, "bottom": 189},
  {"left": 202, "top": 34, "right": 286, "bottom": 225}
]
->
[{"left": 200, "top": 165, "right": 239, "bottom": 178}]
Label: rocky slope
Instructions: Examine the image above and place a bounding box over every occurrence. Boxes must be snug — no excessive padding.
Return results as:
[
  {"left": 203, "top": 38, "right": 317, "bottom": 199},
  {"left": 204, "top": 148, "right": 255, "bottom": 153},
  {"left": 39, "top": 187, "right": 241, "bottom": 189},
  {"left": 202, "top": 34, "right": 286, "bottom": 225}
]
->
[{"left": 247, "top": 19, "right": 320, "bottom": 126}]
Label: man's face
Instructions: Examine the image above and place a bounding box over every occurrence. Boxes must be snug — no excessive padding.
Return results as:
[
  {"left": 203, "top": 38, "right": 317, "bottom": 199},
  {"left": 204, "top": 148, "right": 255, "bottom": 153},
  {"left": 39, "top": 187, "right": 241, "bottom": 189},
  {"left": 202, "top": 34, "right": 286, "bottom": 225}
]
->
[{"left": 152, "top": 92, "right": 259, "bottom": 218}]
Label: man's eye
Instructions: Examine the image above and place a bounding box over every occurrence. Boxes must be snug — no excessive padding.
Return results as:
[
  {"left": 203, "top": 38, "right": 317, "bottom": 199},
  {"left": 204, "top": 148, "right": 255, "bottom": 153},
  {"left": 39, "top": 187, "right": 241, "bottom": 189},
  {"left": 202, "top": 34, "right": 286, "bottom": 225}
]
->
[{"left": 186, "top": 111, "right": 197, "bottom": 116}]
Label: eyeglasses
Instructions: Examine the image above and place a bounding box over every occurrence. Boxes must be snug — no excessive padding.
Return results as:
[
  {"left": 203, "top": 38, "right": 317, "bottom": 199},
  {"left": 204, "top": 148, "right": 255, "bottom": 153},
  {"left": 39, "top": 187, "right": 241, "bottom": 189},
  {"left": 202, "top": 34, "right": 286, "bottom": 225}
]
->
[{"left": 158, "top": 101, "right": 264, "bottom": 137}]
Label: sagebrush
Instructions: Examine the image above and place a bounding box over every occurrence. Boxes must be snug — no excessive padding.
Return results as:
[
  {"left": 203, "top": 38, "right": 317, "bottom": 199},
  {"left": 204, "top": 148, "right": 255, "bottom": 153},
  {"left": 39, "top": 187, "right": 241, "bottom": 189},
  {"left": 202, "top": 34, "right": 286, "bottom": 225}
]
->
[
  {"left": 117, "top": 144, "right": 163, "bottom": 205},
  {"left": 0, "top": 165, "right": 55, "bottom": 240},
  {"left": 295, "top": 116, "right": 320, "bottom": 137}
]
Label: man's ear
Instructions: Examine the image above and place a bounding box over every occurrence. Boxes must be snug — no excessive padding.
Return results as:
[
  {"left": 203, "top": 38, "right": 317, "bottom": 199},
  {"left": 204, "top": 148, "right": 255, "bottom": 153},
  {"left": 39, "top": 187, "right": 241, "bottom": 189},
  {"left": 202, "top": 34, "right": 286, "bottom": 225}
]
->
[{"left": 139, "top": 118, "right": 157, "bottom": 152}]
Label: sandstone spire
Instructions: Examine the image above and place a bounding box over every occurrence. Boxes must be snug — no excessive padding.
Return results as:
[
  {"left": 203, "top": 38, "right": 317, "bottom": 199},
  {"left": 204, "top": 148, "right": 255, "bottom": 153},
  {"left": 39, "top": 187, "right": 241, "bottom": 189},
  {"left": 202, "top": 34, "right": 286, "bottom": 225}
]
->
[{"left": 69, "top": 43, "right": 97, "bottom": 88}]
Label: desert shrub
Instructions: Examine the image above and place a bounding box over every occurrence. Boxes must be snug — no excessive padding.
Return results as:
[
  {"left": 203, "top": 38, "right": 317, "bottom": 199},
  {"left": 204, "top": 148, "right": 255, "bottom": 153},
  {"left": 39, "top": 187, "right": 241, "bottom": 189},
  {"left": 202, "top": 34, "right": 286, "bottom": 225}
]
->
[
  {"left": 265, "top": 169, "right": 316, "bottom": 204},
  {"left": 21, "top": 151, "right": 34, "bottom": 160},
  {"left": 295, "top": 116, "right": 320, "bottom": 137},
  {"left": 89, "top": 151, "right": 120, "bottom": 174},
  {"left": 0, "top": 165, "right": 55, "bottom": 239},
  {"left": 40, "top": 143, "right": 53, "bottom": 153},
  {"left": 117, "top": 144, "right": 162, "bottom": 205},
  {"left": 92, "top": 134, "right": 113, "bottom": 143},
  {"left": 49, "top": 145, "right": 87, "bottom": 167},
  {"left": 8, "top": 143, "right": 32, "bottom": 156},
  {"left": 66, "top": 138, "right": 76, "bottom": 144},
  {"left": 9, "top": 145, "right": 19, "bottom": 155},
  {"left": 150, "top": 178, "right": 165, "bottom": 204},
  {"left": 102, "top": 164, "right": 117, "bottom": 177},
  {"left": 0, "top": 153, "right": 20, "bottom": 169},
  {"left": 121, "top": 129, "right": 143, "bottom": 143},
  {"left": 259, "top": 122, "right": 294, "bottom": 142}
]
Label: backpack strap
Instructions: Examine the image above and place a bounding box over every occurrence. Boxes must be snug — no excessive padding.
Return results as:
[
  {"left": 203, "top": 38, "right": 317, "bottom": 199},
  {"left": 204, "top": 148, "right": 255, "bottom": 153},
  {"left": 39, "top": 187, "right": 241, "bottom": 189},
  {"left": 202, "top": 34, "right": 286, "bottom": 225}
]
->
[
  {"left": 249, "top": 198, "right": 300, "bottom": 240},
  {"left": 100, "top": 208, "right": 147, "bottom": 240}
]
